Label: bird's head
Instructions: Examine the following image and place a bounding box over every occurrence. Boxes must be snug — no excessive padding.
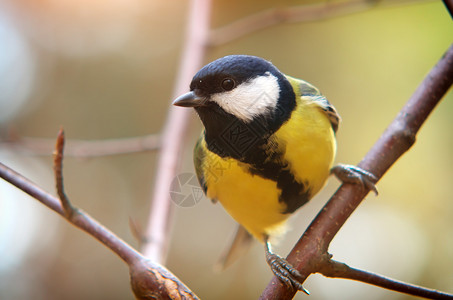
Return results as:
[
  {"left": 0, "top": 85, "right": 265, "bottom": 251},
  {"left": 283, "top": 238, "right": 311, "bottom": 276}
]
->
[{"left": 173, "top": 55, "right": 295, "bottom": 135}]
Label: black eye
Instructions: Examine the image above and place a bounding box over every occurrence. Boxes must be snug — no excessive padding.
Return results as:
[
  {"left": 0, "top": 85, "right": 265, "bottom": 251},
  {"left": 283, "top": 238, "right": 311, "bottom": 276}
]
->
[{"left": 221, "top": 78, "right": 235, "bottom": 91}]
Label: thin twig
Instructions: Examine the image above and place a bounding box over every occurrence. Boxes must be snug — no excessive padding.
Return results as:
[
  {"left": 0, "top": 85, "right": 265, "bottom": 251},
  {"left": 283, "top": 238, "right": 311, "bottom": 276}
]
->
[
  {"left": 141, "top": 0, "right": 211, "bottom": 263},
  {"left": 0, "top": 135, "right": 199, "bottom": 299},
  {"left": 207, "top": 0, "right": 433, "bottom": 47},
  {"left": 4, "top": 133, "right": 161, "bottom": 158},
  {"left": 0, "top": 159, "right": 140, "bottom": 265},
  {"left": 321, "top": 260, "right": 453, "bottom": 300},
  {"left": 260, "top": 43, "right": 453, "bottom": 299},
  {"left": 53, "top": 128, "right": 74, "bottom": 217},
  {"left": 207, "top": 0, "right": 384, "bottom": 47},
  {"left": 208, "top": 0, "right": 435, "bottom": 47},
  {"left": 0, "top": 162, "right": 64, "bottom": 214}
]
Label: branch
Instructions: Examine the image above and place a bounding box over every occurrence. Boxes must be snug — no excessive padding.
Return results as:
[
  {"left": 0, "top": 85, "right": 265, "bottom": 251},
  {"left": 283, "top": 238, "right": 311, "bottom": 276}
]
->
[
  {"left": 260, "top": 43, "right": 453, "bottom": 299},
  {"left": 141, "top": 0, "right": 211, "bottom": 263},
  {"left": 4, "top": 133, "right": 161, "bottom": 158},
  {"left": 0, "top": 130, "right": 199, "bottom": 299},
  {"left": 320, "top": 260, "right": 453, "bottom": 300}
]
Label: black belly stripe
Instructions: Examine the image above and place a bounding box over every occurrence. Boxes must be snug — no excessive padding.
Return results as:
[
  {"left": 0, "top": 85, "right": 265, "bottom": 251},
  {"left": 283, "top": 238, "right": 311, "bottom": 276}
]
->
[
  {"left": 201, "top": 110, "right": 311, "bottom": 214},
  {"left": 246, "top": 163, "right": 311, "bottom": 214},
  {"left": 276, "top": 169, "right": 311, "bottom": 213}
]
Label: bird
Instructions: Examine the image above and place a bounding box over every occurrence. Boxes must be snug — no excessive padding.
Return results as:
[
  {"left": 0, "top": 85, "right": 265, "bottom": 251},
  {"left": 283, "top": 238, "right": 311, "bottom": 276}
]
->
[{"left": 172, "top": 55, "right": 377, "bottom": 293}]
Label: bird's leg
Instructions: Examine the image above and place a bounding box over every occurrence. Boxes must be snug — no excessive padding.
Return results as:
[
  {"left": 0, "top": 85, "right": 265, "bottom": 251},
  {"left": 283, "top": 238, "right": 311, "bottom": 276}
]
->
[
  {"left": 264, "top": 236, "right": 309, "bottom": 294},
  {"left": 331, "top": 164, "right": 378, "bottom": 195}
]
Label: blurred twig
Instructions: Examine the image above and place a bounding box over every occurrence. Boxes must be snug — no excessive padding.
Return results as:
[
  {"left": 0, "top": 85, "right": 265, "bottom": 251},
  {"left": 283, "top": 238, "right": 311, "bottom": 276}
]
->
[
  {"left": 260, "top": 43, "right": 453, "bottom": 299},
  {"left": 0, "top": 130, "right": 199, "bottom": 299},
  {"left": 4, "top": 133, "right": 161, "bottom": 158},
  {"left": 207, "top": 0, "right": 435, "bottom": 47},
  {"left": 207, "top": 0, "right": 383, "bottom": 47},
  {"left": 140, "top": 0, "right": 211, "bottom": 263}
]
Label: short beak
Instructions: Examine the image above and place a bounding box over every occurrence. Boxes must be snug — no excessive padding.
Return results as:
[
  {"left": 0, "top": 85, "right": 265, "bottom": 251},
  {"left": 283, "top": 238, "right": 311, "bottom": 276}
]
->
[{"left": 172, "top": 91, "right": 207, "bottom": 107}]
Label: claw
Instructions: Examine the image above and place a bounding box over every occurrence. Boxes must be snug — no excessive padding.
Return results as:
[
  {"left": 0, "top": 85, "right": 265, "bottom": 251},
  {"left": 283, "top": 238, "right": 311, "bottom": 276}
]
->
[
  {"left": 264, "top": 238, "right": 309, "bottom": 294},
  {"left": 331, "top": 164, "right": 378, "bottom": 195}
]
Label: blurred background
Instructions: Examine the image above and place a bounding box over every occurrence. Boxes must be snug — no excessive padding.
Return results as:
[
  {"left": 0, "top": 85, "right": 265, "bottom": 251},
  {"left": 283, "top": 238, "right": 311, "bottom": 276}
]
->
[{"left": 0, "top": 0, "right": 452, "bottom": 299}]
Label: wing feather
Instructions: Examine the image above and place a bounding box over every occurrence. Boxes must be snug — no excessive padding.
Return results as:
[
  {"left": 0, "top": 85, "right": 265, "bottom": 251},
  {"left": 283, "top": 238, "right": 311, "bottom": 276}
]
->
[
  {"left": 193, "top": 135, "right": 208, "bottom": 194},
  {"left": 297, "top": 79, "right": 341, "bottom": 133}
]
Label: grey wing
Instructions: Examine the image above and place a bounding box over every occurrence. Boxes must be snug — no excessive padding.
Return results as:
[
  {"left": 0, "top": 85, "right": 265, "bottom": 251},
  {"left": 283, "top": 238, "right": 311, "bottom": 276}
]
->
[
  {"left": 298, "top": 80, "right": 341, "bottom": 133},
  {"left": 193, "top": 136, "right": 208, "bottom": 194},
  {"left": 311, "top": 95, "right": 341, "bottom": 133}
]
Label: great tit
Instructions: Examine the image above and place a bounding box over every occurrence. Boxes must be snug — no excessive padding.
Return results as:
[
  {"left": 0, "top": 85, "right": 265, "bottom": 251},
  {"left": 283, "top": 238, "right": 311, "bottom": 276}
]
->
[{"left": 173, "top": 55, "right": 377, "bottom": 293}]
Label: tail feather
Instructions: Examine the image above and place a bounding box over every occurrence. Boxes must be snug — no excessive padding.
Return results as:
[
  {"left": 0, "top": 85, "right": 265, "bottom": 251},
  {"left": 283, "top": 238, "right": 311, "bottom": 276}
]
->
[{"left": 214, "top": 225, "right": 254, "bottom": 272}]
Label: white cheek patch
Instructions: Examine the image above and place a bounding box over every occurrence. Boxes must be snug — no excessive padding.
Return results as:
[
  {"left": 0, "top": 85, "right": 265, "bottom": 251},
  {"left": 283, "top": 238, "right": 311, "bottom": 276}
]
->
[{"left": 210, "top": 72, "right": 280, "bottom": 122}]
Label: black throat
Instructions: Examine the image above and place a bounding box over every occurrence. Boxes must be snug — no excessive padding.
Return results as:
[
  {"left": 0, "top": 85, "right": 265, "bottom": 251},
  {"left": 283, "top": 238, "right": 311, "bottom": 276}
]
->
[{"left": 195, "top": 73, "right": 296, "bottom": 162}]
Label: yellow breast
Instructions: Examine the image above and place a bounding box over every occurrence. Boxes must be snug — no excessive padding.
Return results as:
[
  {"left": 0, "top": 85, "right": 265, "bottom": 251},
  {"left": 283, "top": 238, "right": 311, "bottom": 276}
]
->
[{"left": 201, "top": 95, "right": 336, "bottom": 242}]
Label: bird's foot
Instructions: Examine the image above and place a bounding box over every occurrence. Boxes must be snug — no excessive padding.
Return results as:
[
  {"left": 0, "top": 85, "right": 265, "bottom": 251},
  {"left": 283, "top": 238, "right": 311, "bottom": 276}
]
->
[
  {"left": 331, "top": 164, "right": 378, "bottom": 195},
  {"left": 265, "top": 250, "right": 309, "bottom": 294}
]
